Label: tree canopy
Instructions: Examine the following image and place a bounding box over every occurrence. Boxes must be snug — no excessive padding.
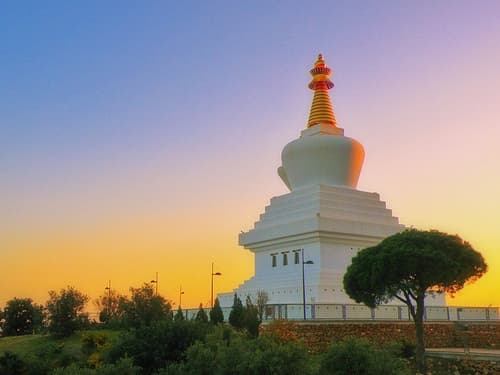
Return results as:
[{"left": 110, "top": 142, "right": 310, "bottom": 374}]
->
[
  {"left": 1, "top": 298, "right": 44, "bottom": 336},
  {"left": 94, "top": 288, "right": 127, "bottom": 323},
  {"left": 209, "top": 298, "right": 224, "bottom": 324},
  {"left": 46, "top": 286, "right": 89, "bottom": 337},
  {"left": 344, "top": 229, "right": 487, "bottom": 310},
  {"left": 343, "top": 228, "right": 487, "bottom": 373},
  {"left": 120, "top": 283, "right": 172, "bottom": 327}
]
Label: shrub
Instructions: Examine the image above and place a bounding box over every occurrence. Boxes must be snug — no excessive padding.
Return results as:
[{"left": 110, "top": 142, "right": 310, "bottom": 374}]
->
[
  {"left": 319, "top": 337, "right": 410, "bottom": 375},
  {"left": 171, "top": 328, "right": 313, "bottom": 375},
  {"left": 81, "top": 332, "right": 110, "bottom": 368},
  {"left": 52, "top": 357, "right": 140, "bottom": 375},
  {"left": 0, "top": 351, "right": 25, "bottom": 375},
  {"left": 105, "top": 320, "right": 209, "bottom": 374}
]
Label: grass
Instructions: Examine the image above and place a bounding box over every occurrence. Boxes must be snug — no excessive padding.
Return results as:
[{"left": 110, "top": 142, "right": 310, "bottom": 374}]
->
[{"left": 0, "top": 329, "right": 121, "bottom": 363}]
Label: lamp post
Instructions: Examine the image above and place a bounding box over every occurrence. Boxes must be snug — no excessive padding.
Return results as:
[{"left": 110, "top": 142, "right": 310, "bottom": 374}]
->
[
  {"left": 151, "top": 271, "right": 158, "bottom": 295},
  {"left": 211, "top": 262, "right": 222, "bottom": 308},
  {"left": 105, "top": 280, "right": 111, "bottom": 318},
  {"left": 302, "top": 249, "right": 314, "bottom": 320},
  {"left": 179, "top": 285, "right": 185, "bottom": 307}
]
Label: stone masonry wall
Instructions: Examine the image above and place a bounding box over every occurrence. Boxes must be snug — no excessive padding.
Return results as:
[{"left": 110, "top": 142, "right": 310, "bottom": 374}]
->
[{"left": 261, "top": 321, "right": 500, "bottom": 353}]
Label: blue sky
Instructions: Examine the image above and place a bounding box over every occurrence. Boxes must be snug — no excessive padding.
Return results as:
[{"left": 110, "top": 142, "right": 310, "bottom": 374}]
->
[{"left": 2, "top": 1, "right": 500, "bottom": 307}]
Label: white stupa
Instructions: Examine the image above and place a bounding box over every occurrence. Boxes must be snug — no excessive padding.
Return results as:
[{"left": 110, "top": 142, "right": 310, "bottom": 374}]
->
[{"left": 218, "top": 55, "right": 445, "bottom": 311}]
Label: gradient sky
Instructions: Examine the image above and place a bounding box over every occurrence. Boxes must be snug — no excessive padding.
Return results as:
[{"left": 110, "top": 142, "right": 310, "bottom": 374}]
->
[{"left": 2, "top": 1, "right": 500, "bottom": 311}]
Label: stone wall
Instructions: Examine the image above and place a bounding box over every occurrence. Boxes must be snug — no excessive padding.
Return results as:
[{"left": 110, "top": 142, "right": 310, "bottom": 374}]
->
[{"left": 261, "top": 321, "right": 500, "bottom": 353}]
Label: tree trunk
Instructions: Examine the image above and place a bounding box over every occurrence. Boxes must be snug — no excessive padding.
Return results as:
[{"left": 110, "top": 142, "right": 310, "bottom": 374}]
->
[{"left": 414, "top": 294, "right": 426, "bottom": 374}]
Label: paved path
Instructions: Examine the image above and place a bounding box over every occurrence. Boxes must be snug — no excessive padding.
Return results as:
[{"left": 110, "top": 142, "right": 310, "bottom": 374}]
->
[{"left": 426, "top": 348, "right": 500, "bottom": 362}]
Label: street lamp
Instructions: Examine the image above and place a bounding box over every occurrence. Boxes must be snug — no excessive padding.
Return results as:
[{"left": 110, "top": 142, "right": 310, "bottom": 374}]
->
[
  {"left": 301, "top": 249, "right": 314, "bottom": 320},
  {"left": 179, "top": 285, "right": 185, "bottom": 307},
  {"left": 151, "top": 271, "right": 158, "bottom": 295},
  {"left": 105, "top": 280, "right": 111, "bottom": 318},
  {"left": 211, "top": 262, "right": 222, "bottom": 308}
]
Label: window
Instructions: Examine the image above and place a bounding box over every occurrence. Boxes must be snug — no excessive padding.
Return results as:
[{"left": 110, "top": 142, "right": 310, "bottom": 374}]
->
[
  {"left": 271, "top": 254, "right": 277, "bottom": 267},
  {"left": 294, "top": 251, "right": 300, "bottom": 265},
  {"left": 283, "top": 253, "right": 288, "bottom": 266}
]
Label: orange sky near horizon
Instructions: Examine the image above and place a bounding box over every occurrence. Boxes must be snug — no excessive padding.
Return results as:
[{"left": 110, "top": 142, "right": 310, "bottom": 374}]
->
[{"left": 2, "top": 1, "right": 500, "bottom": 313}]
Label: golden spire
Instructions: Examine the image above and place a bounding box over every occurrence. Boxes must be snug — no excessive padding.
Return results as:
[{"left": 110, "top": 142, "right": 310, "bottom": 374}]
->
[{"left": 307, "top": 54, "right": 337, "bottom": 128}]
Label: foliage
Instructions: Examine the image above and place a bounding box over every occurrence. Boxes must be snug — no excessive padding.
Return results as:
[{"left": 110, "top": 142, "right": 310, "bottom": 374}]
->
[
  {"left": 228, "top": 294, "right": 245, "bottom": 329},
  {"left": 46, "top": 287, "right": 89, "bottom": 337},
  {"left": 106, "top": 320, "right": 209, "bottom": 374},
  {"left": 81, "top": 332, "right": 110, "bottom": 368},
  {"left": 166, "top": 329, "right": 314, "bottom": 375},
  {"left": 244, "top": 296, "right": 260, "bottom": 337},
  {"left": 209, "top": 298, "right": 224, "bottom": 325},
  {"left": 343, "top": 229, "right": 487, "bottom": 373},
  {"left": 195, "top": 304, "right": 208, "bottom": 323},
  {"left": 119, "top": 284, "right": 172, "bottom": 327},
  {"left": 0, "top": 329, "right": 121, "bottom": 373},
  {"left": 93, "top": 289, "right": 126, "bottom": 324},
  {"left": 227, "top": 294, "right": 262, "bottom": 336},
  {"left": 319, "top": 338, "right": 410, "bottom": 375},
  {"left": 2, "top": 298, "right": 45, "bottom": 336},
  {"left": 52, "top": 357, "right": 140, "bottom": 375},
  {"left": 0, "top": 351, "right": 25, "bottom": 375},
  {"left": 174, "top": 306, "right": 185, "bottom": 322},
  {"left": 256, "top": 290, "right": 269, "bottom": 322}
]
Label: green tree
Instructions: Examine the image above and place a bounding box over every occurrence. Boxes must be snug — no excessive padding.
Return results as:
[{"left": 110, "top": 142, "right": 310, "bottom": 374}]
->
[
  {"left": 2, "top": 297, "right": 44, "bottom": 336},
  {"left": 46, "top": 286, "right": 89, "bottom": 337},
  {"left": 93, "top": 288, "right": 126, "bottom": 323},
  {"left": 244, "top": 296, "right": 260, "bottom": 337},
  {"left": 209, "top": 297, "right": 224, "bottom": 324},
  {"left": 120, "top": 283, "right": 172, "bottom": 327},
  {"left": 195, "top": 303, "right": 208, "bottom": 323},
  {"left": 228, "top": 294, "right": 245, "bottom": 329},
  {"left": 174, "top": 305, "right": 185, "bottom": 321},
  {"left": 343, "top": 229, "right": 487, "bottom": 374}
]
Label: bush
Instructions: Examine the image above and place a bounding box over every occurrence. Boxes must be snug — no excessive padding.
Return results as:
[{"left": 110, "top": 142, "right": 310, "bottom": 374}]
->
[
  {"left": 170, "top": 328, "right": 314, "bottom": 375},
  {"left": 0, "top": 351, "right": 25, "bottom": 375},
  {"left": 81, "top": 332, "right": 110, "bottom": 368},
  {"left": 105, "top": 320, "right": 209, "bottom": 374},
  {"left": 52, "top": 357, "right": 140, "bottom": 375},
  {"left": 319, "top": 337, "right": 410, "bottom": 375}
]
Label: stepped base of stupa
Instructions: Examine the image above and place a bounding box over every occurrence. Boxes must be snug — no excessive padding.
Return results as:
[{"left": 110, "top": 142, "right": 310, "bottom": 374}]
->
[{"left": 218, "top": 184, "right": 447, "bottom": 308}]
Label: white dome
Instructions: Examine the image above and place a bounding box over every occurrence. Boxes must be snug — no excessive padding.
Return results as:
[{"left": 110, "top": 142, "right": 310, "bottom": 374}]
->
[{"left": 278, "top": 125, "right": 364, "bottom": 191}]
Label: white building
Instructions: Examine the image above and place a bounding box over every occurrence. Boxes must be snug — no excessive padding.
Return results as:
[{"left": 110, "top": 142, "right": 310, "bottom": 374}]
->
[{"left": 218, "top": 55, "right": 446, "bottom": 312}]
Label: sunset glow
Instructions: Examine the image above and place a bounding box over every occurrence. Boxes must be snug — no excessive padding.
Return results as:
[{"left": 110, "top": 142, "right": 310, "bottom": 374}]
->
[{"left": 2, "top": 1, "right": 500, "bottom": 311}]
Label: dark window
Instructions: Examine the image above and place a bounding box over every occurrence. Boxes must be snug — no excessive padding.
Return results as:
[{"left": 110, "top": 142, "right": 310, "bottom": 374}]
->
[
  {"left": 283, "top": 253, "right": 288, "bottom": 266},
  {"left": 294, "top": 252, "right": 300, "bottom": 264},
  {"left": 272, "top": 254, "right": 277, "bottom": 267}
]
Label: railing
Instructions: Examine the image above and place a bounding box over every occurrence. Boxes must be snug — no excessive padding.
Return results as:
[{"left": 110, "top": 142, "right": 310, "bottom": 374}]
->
[
  {"left": 183, "top": 304, "right": 500, "bottom": 322},
  {"left": 262, "top": 304, "right": 500, "bottom": 322}
]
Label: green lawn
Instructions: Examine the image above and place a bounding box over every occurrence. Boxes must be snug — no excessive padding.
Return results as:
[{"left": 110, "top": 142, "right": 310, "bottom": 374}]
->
[{"left": 0, "top": 329, "right": 121, "bottom": 362}]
